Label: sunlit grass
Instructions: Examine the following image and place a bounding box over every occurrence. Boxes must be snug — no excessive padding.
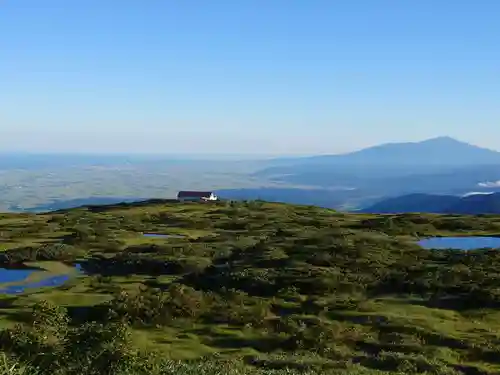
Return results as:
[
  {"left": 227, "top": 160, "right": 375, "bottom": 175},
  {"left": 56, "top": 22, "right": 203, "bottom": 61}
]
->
[{"left": 1, "top": 202, "right": 500, "bottom": 373}]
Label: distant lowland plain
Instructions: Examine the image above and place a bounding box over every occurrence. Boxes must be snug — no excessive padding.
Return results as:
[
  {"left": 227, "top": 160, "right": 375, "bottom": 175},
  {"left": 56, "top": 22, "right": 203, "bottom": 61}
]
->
[{"left": 2, "top": 136, "right": 500, "bottom": 214}]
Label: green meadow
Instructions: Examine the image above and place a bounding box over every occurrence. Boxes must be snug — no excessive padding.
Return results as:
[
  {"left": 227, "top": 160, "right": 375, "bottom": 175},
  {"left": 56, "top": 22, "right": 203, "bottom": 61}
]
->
[{"left": 0, "top": 200, "right": 499, "bottom": 374}]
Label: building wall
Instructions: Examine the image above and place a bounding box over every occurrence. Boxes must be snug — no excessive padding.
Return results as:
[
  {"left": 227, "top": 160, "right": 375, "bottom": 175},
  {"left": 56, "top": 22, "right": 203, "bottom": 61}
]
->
[
  {"left": 178, "top": 197, "right": 203, "bottom": 202},
  {"left": 177, "top": 193, "right": 218, "bottom": 201}
]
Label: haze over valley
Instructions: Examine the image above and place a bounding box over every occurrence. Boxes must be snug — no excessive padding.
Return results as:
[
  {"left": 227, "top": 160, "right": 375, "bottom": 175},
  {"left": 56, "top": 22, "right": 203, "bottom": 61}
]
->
[{"left": 2, "top": 136, "right": 500, "bottom": 214}]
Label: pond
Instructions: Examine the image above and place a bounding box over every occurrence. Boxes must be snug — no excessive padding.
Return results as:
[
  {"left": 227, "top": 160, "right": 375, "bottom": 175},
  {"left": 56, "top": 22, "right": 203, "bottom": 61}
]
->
[
  {"left": 143, "top": 233, "right": 185, "bottom": 239},
  {"left": 418, "top": 236, "right": 500, "bottom": 250},
  {"left": 0, "top": 264, "right": 82, "bottom": 295}
]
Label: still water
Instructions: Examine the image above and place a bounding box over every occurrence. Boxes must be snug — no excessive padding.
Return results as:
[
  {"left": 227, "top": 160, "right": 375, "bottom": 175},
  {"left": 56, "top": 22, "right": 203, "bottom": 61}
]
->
[
  {"left": 418, "top": 236, "right": 500, "bottom": 250},
  {"left": 0, "top": 264, "right": 81, "bottom": 295}
]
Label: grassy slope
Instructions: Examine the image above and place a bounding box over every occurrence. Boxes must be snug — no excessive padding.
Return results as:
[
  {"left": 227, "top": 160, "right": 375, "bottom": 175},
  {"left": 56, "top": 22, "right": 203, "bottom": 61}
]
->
[{"left": 0, "top": 201, "right": 500, "bottom": 374}]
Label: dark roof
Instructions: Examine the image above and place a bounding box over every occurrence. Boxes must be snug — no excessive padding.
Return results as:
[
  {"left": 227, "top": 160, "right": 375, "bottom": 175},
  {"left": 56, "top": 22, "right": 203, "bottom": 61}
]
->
[{"left": 177, "top": 191, "right": 213, "bottom": 198}]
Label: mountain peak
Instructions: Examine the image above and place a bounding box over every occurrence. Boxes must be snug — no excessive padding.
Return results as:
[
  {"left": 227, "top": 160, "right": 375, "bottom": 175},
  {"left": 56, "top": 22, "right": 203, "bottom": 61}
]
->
[
  {"left": 334, "top": 136, "right": 500, "bottom": 166},
  {"left": 423, "top": 136, "right": 460, "bottom": 142},
  {"left": 419, "top": 136, "right": 469, "bottom": 145}
]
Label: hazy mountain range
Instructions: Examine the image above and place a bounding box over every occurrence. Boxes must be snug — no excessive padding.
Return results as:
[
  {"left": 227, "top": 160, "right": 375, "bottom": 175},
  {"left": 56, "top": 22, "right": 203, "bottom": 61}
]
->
[
  {"left": 257, "top": 137, "right": 500, "bottom": 182},
  {"left": 248, "top": 137, "right": 500, "bottom": 206},
  {"left": 3, "top": 136, "right": 500, "bottom": 213},
  {"left": 360, "top": 192, "right": 500, "bottom": 215},
  {"left": 261, "top": 136, "right": 500, "bottom": 171}
]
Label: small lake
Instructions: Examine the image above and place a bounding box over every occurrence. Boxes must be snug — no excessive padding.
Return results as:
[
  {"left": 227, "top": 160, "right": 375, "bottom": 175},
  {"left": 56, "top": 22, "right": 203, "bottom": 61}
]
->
[
  {"left": 0, "top": 264, "right": 81, "bottom": 295},
  {"left": 143, "top": 233, "right": 185, "bottom": 239},
  {"left": 418, "top": 236, "right": 500, "bottom": 250}
]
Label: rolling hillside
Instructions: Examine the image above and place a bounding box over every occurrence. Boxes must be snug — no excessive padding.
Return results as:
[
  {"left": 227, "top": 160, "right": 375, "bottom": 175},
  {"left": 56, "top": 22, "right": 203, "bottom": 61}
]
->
[{"left": 1, "top": 200, "right": 500, "bottom": 373}]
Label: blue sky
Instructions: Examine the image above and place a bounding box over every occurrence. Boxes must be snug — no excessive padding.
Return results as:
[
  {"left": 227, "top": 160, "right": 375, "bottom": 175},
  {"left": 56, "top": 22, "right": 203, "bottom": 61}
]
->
[{"left": 1, "top": 0, "right": 499, "bottom": 155}]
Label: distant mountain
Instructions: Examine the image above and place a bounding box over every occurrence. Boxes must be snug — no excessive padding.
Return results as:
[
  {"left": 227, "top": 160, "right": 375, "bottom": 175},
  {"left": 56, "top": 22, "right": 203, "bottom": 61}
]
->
[
  {"left": 262, "top": 137, "right": 500, "bottom": 172},
  {"left": 257, "top": 137, "right": 500, "bottom": 180},
  {"left": 361, "top": 192, "right": 500, "bottom": 215},
  {"left": 445, "top": 193, "right": 500, "bottom": 215},
  {"left": 254, "top": 138, "right": 500, "bottom": 199},
  {"left": 359, "top": 194, "right": 461, "bottom": 214},
  {"left": 358, "top": 164, "right": 500, "bottom": 195},
  {"left": 307, "top": 136, "right": 500, "bottom": 166}
]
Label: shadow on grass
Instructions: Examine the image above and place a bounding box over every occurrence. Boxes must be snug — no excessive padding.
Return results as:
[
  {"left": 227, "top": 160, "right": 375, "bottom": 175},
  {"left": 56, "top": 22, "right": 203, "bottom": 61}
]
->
[
  {"left": 355, "top": 340, "right": 423, "bottom": 356},
  {"left": 203, "top": 332, "right": 284, "bottom": 353},
  {"left": 0, "top": 298, "right": 17, "bottom": 309},
  {"left": 244, "top": 356, "right": 343, "bottom": 371},
  {"left": 0, "top": 310, "right": 33, "bottom": 324},
  {"left": 376, "top": 323, "right": 470, "bottom": 350},
  {"left": 453, "top": 363, "right": 497, "bottom": 375},
  {"left": 65, "top": 304, "right": 110, "bottom": 324},
  {"left": 78, "top": 257, "right": 186, "bottom": 277},
  {"left": 406, "top": 296, "right": 484, "bottom": 312},
  {"left": 0, "top": 297, "right": 31, "bottom": 324}
]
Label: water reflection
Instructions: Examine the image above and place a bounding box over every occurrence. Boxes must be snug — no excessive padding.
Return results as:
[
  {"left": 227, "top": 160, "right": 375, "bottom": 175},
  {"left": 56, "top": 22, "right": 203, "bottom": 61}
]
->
[
  {"left": 418, "top": 236, "right": 500, "bottom": 250},
  {"left": 0, "top": 264, "right": 81, "bottom": 295}
]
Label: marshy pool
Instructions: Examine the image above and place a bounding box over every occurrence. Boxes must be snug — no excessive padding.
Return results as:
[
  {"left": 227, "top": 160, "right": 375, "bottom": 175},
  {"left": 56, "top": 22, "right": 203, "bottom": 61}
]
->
[
  {"left": 0, "top": 263, "right": 82, "bottom": 295},
  {"left": 418, "top": 236, "right": 500, "bottom": 250}
]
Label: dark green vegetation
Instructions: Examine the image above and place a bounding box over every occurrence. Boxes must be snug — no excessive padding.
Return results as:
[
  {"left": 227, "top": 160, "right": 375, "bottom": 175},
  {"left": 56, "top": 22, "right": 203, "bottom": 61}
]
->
[{"left": 1, "top": 201, "right": 500, "bottom": 374}]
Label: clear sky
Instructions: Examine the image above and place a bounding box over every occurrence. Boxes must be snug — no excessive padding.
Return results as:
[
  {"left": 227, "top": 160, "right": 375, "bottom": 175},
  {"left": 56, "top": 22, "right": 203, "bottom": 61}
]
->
[{"left": 1, "top": 0, "right": 499, "bottom": 155}]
